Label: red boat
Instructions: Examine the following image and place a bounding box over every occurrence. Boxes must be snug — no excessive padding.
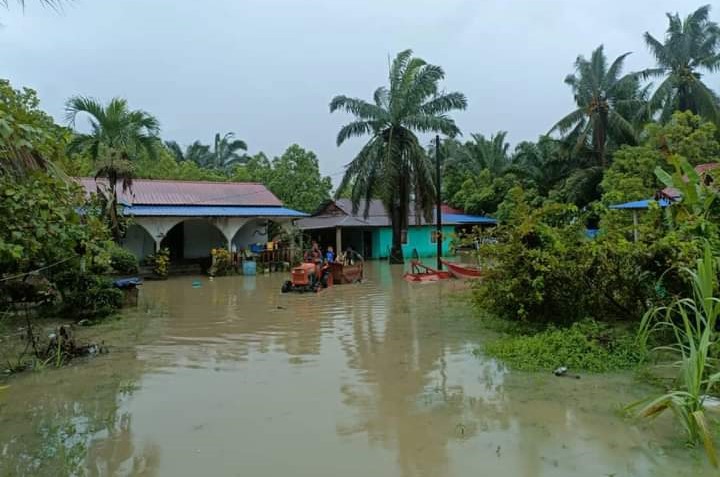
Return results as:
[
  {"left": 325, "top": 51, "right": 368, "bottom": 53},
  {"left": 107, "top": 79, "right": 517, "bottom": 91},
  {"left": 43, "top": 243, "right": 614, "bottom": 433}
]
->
[
  {"left": 403, "top": 261, "right": 451, "bottom": 282},
  {"left": 441, "top": 259, "right": 483, "bottom": 279}
]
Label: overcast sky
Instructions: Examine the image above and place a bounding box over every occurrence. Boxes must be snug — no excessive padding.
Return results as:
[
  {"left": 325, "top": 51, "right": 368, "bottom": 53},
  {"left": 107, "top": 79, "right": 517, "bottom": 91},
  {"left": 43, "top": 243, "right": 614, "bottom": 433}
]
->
[{"left": 0, "top": 0, "right": 709, "bottom": 182}]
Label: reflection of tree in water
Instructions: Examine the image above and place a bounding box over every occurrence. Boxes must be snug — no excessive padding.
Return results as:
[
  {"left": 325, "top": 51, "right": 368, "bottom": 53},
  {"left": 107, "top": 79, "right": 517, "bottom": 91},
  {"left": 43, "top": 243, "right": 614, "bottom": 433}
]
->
[
  {"left": 336, "top": 270, "right": 501, "bottom": 477},
  {"left": 0, "top": 319, "right": 162, "bottom": 476}
]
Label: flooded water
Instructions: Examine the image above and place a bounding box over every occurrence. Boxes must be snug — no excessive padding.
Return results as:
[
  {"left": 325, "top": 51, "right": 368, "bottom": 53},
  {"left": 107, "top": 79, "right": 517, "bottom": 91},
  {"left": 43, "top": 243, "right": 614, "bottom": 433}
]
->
[{"left": 0, "top": 263, "right": 715, "bottom": 476}]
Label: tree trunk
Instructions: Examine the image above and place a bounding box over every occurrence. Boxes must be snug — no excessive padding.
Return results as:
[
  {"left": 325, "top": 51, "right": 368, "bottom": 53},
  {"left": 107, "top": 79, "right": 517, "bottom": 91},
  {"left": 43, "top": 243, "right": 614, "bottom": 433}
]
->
[
  {"left": 389, "top": 204, "right": 404, "bottom": 264},
  {"left": 107, "top": 173, "right": 122, "bottom": 243},
  {"left": 594, "top": 112, "right": 608, "bottom": 169}
]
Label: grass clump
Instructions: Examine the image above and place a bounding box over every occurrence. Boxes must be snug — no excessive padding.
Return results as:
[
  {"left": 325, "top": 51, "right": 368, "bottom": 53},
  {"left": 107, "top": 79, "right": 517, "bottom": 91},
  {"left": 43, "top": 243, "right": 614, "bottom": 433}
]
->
[{"left": 483, "top": 320, "right": 644, "bottom": 373}]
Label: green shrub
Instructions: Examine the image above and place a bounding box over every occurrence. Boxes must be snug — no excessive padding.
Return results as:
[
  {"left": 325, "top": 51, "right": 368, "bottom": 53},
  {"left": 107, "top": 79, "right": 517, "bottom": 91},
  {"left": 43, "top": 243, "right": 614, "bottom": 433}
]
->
[
  {"left": 54, "top": 270, "right": 123, "bottom": 319},
  {"left": 472, "top": 195, "right": 701, "bottom": 325},
  {"left": 484, "top": 320, "right": 643, "bottom": 372},
  {"left": 109, "top": 245, "right": 138, "bottom": 274}
]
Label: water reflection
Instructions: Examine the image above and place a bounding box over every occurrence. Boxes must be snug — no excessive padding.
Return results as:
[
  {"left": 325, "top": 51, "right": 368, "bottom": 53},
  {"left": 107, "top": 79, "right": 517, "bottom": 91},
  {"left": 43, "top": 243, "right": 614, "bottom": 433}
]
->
[{"left": 0, "top": 263, "right": 714, "bottom": 476}]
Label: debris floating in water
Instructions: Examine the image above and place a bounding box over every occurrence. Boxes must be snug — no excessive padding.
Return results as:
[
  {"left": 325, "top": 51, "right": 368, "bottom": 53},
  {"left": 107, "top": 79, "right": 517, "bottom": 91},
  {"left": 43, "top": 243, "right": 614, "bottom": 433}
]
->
[
  {"left": 553, "top": 366, "right": 580, "bottom": 379},
  {"left": 192, "top": 280, "right": 202, "bottom": 288}
]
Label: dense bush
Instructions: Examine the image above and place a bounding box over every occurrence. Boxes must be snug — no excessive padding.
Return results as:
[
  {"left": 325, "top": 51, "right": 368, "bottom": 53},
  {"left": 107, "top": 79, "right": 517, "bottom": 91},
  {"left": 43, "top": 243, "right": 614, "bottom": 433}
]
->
[
  {"left": 108, "top": 244, "right": 138, "bottom": 274},
  {"left": 484, "top": 320, "right": 643, "bottom": 372},
  {"left": 472, "top": 194, "right": 702, "bottom": 325},
  {"left": 54, "top": 270, "right": 123, "bottom": 319}
]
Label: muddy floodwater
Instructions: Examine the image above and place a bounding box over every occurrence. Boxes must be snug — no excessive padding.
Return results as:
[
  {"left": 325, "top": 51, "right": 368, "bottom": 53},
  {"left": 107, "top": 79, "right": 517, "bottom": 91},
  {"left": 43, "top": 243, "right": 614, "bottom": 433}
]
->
[{"left": 0, "top": 263, "right": 716, "bottom": 476}]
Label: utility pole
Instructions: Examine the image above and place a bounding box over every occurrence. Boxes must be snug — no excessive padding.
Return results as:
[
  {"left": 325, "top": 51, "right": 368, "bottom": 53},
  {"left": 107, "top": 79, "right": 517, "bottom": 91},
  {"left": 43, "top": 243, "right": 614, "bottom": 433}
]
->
[{"left": 435, "top": 135, "right": 442, "bottom": 270}]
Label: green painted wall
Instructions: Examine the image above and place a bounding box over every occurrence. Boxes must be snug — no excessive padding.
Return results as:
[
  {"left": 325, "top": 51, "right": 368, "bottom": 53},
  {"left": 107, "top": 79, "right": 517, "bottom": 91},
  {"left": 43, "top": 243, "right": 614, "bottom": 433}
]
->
[{"left": 371, "top": 225, "right": 454, "bottom": 259}]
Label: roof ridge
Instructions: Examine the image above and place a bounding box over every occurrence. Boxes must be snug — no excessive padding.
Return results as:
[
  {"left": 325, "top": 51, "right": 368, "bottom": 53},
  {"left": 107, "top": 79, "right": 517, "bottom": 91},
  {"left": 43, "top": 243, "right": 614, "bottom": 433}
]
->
[{"left": 77, "top": 177, "right": 266, "bottom": 186}]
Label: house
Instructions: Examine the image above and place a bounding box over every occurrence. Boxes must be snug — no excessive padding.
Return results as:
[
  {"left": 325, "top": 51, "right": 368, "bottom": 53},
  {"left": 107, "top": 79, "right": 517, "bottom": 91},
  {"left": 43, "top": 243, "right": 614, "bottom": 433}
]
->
[
  {"left": 296, "top": 199, "right": 496, "bottom": 259},
  {"left": 79, "top": 178, "right": 307, "bottom": 260},
  {"left": 609, "top": 162, "right": 719, "bottom": 241}
]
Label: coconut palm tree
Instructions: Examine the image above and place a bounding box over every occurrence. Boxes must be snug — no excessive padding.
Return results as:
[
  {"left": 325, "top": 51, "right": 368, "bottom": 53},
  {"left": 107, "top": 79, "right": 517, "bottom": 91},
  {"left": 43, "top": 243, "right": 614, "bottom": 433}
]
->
[
  {"left": 65, "top": 96, "right": 160, "bottom": 241},
  {"left": 550, "top": 45, "right": 645, "bottom": 168},
  {"left": 331, "top": 49, "right": 467, "bottom": 263},
  {"left": 641, "top": 5, "right": 720, "bottom": 123},
  {"left": 210, "top": 132, "right": 248, "bottom": 170},
  {"left": 165, "top": 140, "right": 213, "bottom": 166}
]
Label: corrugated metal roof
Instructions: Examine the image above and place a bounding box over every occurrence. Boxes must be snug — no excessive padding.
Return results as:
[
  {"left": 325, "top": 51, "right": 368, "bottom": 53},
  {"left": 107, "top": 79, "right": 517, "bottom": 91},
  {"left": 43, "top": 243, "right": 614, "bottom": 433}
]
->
[
  {"left": 78, "top": 178, "right": 282, "bottom": 206},
  {"left": 610, "top": 198, "right": 673, "bottom": 210},
  {"left": 297, "top": 199, "right": 496, "bottom": 229},
  {"left": 122, "top": 205, "right": 307, "bottom": 217}
]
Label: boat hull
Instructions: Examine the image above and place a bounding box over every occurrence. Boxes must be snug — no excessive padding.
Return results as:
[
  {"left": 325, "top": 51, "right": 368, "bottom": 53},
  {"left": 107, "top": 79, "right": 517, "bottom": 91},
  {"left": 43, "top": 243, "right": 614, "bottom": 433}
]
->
[{"left": 441, "top": 260, "right": 482, "bottom": 279}]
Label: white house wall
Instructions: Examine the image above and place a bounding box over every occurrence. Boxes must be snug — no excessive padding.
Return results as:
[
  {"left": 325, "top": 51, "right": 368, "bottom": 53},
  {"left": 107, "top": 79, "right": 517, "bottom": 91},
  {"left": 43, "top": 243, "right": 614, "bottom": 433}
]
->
[
  {"left": 122, "top": 224, "right": 155, "bottom": 260},
  {"left": 124, "top": 216, "right": 284, "bottom": 259},
  {"left": 232, "top": 219, "right": 268, "bottom": 251}
]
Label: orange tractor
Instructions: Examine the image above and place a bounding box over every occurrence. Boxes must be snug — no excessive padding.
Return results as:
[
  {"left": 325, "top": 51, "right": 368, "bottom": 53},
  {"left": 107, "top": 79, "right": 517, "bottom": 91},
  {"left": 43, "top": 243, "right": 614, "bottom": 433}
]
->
[{"left": 281, "top": 261, "right": 333, "bottom": 293}]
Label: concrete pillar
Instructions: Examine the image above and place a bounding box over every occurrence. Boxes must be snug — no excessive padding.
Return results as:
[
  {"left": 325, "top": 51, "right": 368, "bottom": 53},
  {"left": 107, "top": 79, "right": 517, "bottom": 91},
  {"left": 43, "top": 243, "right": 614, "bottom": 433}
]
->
[{"left": 335, "top": 227, "right": 342, "bottom": 254}]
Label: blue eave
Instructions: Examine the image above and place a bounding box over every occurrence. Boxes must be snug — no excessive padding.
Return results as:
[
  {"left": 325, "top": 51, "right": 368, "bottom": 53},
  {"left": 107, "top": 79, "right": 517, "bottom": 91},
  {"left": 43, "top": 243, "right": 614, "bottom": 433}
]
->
[
  {"left": 609, "top": 198, "right": 674, "bottom": 210},
  {"left": 443, "top": 213, "right": 497, "bottom": 225},
  {"left": 122, "top": 205, "right": 309, "bottom": 217}
]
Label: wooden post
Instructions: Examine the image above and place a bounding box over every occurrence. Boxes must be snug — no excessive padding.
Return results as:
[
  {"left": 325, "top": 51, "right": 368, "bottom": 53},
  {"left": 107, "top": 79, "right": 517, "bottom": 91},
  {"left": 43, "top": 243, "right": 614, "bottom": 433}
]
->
[
  {"left": 632, "top": 210, "right": 639, "bottom": 243},
  {"left": 335, "top": 227, "right": 342, "bottom": 255}
]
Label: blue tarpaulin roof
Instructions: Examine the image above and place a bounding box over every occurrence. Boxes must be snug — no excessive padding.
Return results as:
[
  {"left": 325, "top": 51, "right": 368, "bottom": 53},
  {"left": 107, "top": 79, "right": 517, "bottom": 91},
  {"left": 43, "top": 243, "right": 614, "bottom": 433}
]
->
[
  {"left": 609, "top": 198, "right": 674, "bottom": 210},
  {"left": 443, "top": 213, "right": 497, "bottom": 224},
  {"left": 122, "top": 205, "right": 308, "bottom": 217}
]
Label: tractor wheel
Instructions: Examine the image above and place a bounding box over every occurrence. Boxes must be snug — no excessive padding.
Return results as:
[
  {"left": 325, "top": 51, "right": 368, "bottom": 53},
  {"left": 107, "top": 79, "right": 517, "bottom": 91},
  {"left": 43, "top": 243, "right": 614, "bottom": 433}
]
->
[{"left": 281, "top": 280, "right": 292, "bottom": 293}]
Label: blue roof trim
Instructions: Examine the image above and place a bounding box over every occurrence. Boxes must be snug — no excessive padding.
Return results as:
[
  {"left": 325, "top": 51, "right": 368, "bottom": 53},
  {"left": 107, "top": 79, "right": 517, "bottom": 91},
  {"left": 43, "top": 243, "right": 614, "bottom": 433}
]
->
[
  {"left": 443, "top": 213, "right": 497, "bottom": 224},
  {"left": 609, "top": 198, "right": 674, "bottom": 210},
  {"left": 122, "top": 205, "right": 308, "bottom": 217}
]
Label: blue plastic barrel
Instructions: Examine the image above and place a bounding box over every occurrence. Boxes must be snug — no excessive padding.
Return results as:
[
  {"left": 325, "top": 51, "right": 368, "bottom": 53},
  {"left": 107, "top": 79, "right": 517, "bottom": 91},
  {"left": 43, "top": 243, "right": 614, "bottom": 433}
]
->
[{"left": 243, "top": 261, "right": 257, "bottom": 276}]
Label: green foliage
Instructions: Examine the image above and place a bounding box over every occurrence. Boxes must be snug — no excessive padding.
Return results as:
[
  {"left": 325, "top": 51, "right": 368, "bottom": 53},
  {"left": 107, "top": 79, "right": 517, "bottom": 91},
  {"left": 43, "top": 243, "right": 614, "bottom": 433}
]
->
[
  {"left": 0, "top": 174, "right": 90, "bottom": 274},
  {"left": 233, "top": 145, "right": 331, "bottom": 213},
  {"left": 601, "top": 145, "right": 663, "bottom": 204},
  {"left": 485, "top": 320, "right": 643, "bottom": 372},
  {"left": 641, "top": 5, "right": 720, "bottom": 123},
  {"left": 65, "top": 96, "right": 161, "bottom": 241},
  {"left": 451, "top": 169, "right": 520, "bottom": 216},
  {"left": 108, "top": 243, "right": 138, "bottom": 274},
  {"left": 332, "top": 49, "right": 466, "bottom": 263},
  {"left": 550, "top": 45, "right": 645, "bottom": 167},
  {"left": 602, "top": 111, "right": 720, "bottom": 205},
  {"left": 0, "top": 79, "right": 69, "bottom": 175},
  {"left": 630, "top": 244, "right": 720, "bottom": 467},
  {"left": 150, "top": 247, "right": 170, "bottom": 278},
  {"left": 209, "top": 247, "right": 232, "bottom": 276},
  {"left": 472, "top": 194, "right": 701, "bottom": 325},
  {"left": 54, "top": 270, "right": 123, "bottom": 319}
]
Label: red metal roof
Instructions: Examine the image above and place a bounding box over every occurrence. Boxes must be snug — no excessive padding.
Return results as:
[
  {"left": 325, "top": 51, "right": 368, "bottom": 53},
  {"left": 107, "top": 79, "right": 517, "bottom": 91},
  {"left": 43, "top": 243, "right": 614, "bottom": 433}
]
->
[
  {"left": 659, "top": 162, "right": 719, "bottom": 199},
  {"left": 77, "top": 178, "right": 282, "bottom": 207}
]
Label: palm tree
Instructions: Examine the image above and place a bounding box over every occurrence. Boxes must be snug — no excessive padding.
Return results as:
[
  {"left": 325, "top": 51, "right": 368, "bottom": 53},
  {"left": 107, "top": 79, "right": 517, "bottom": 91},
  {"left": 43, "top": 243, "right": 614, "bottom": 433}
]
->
[
  {"left": 1, "top": 0, "right": 63, "bottom": 8},
  {"left": 463, "top": 131, "right": 511, "bottom": 176},
  {"left": 332, "top": 49, "right": 467, "bottom": 263},
  {"left": 65, "top": 96, "right": 160, "bottom": 241},
  {"left": 165, "top": 140, "right": 213, "bottom": 166},
  {"left": 550, "top": 45, "right": 645, "bottom": 168},
  {"left": 210, "top": 132, "right": 248, "bottom": 170},
  {"left": 511, "top": 136, "right": 572, "bottom": 196},
  {"left": 642, "top": 5, "right": 720, "bottom": 123}
]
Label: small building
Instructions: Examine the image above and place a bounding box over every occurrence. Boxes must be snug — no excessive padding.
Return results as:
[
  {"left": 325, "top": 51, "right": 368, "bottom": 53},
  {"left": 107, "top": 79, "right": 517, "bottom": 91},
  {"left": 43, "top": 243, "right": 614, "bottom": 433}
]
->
[
  {"left": 79, "top": 178, "right": 307, "bottom": 261},
  {"left": 297, "top": 199, "right": 496, "bottom": 259}
]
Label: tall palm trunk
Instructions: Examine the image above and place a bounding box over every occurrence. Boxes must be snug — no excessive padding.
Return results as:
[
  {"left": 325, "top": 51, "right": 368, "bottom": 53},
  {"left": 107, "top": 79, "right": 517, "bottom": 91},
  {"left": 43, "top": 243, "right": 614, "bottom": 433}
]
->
[
  {"left": 107, "top": 171, "right": 122, "bottom": 243},
  {"left": 593, "top": 110, "right": 609, "bottom": 168},
  {"left": 390, "top": 168, "right": 408, "bottom": 264}
]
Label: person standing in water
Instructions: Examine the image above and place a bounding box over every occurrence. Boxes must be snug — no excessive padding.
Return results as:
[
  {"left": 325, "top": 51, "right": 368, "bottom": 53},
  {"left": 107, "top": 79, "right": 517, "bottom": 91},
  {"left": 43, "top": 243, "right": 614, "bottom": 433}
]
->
[{"left": 325, "top": 245, "right": 335, "bottom": 263}]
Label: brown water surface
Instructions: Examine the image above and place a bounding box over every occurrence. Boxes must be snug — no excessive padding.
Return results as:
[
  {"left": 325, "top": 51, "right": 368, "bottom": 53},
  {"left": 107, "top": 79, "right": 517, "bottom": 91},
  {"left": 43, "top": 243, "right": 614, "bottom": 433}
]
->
[{"left": 0, "top": 263, "right": 715, "bottom": 476}]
